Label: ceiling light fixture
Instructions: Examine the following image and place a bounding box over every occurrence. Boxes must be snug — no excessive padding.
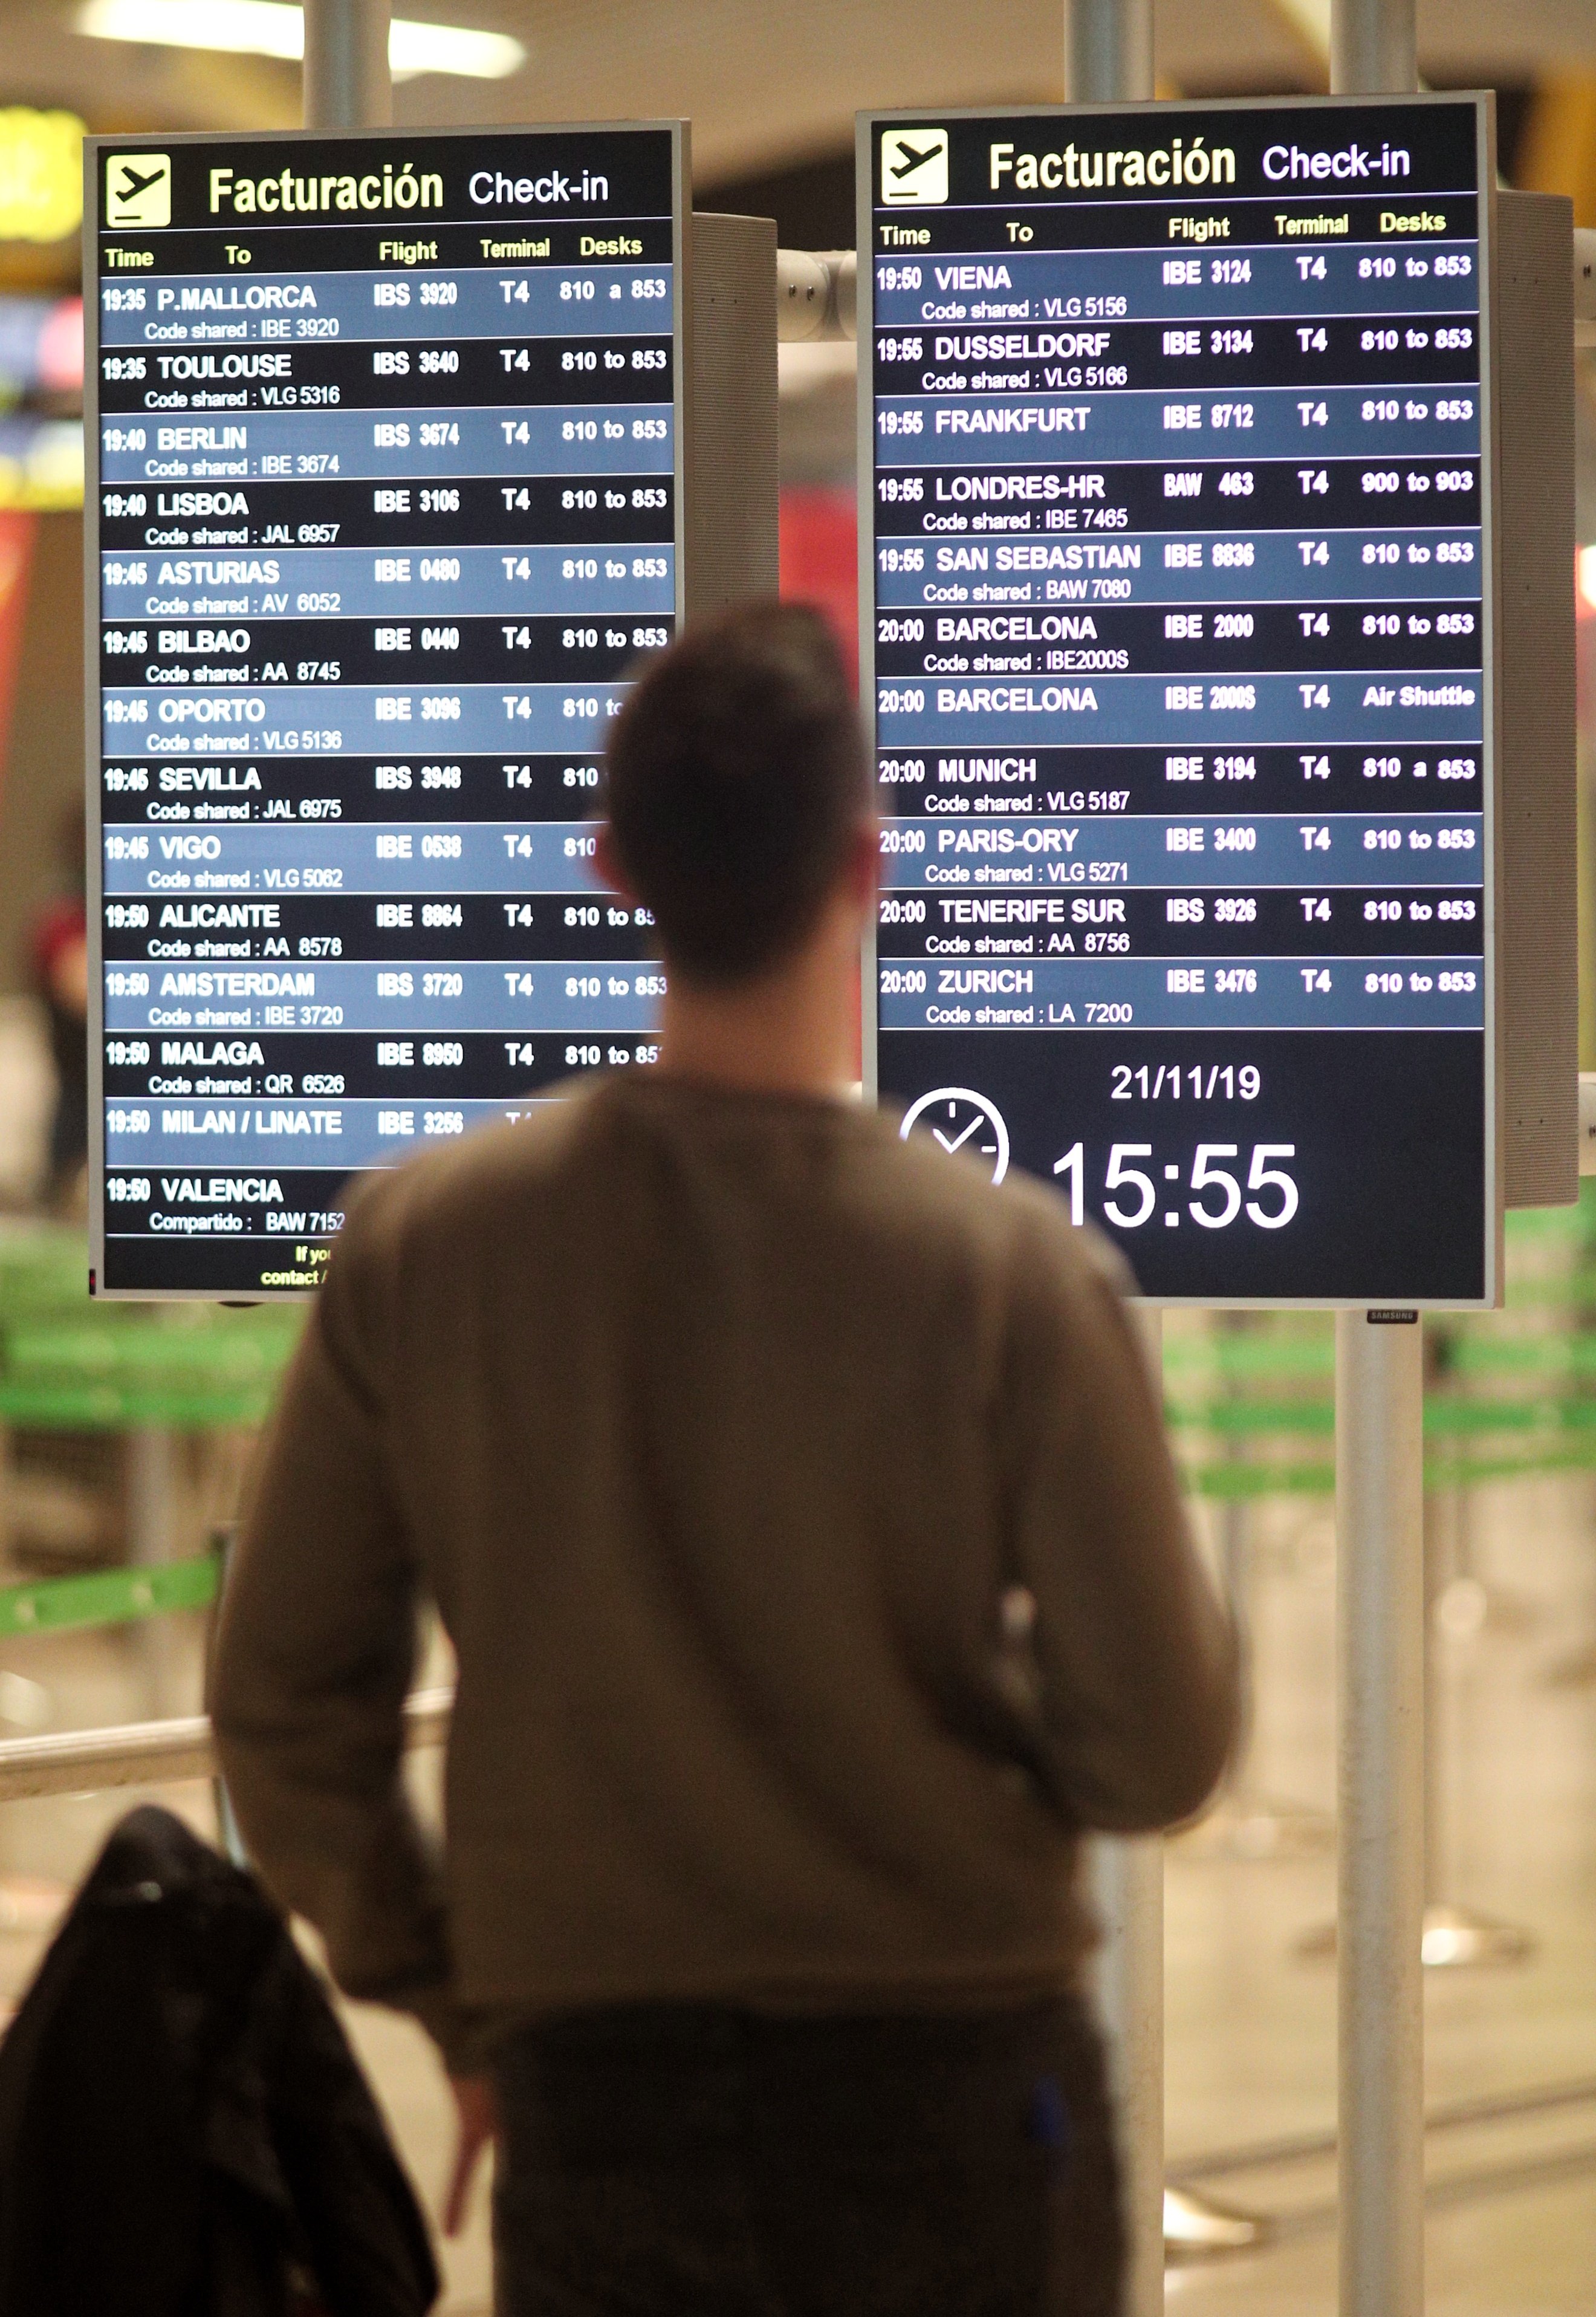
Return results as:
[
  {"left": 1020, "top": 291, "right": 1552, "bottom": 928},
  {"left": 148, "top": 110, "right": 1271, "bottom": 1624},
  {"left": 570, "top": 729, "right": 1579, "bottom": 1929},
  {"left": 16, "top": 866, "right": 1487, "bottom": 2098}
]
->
[{"left": 76, "top": 0, "right": 525, "bottom": 81}]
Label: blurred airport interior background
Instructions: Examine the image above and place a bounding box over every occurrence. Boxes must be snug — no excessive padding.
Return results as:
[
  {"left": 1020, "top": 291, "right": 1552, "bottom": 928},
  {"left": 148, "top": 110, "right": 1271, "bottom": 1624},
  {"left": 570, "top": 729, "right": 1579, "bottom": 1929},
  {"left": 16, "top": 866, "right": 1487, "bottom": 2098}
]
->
[{"left": 2, "top": 3, "right": 1596, "bottom": 2309}]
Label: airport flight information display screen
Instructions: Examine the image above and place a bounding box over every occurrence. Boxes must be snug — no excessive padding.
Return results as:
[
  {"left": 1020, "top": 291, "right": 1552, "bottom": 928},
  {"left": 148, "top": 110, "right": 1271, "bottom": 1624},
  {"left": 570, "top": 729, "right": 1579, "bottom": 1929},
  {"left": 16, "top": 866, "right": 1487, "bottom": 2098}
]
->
[
  {"left": 88, "top": 125, "right": 682, "bottom": 1295},
  {"left": 861, "top": 97, "right": 1494, "bottom": 1304}
]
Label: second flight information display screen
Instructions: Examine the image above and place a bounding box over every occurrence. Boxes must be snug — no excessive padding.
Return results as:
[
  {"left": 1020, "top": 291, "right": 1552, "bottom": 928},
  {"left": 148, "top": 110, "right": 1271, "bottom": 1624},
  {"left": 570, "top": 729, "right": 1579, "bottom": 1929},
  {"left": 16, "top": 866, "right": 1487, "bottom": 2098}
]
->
[
  {"left": 861, "top": 97, "right": 1494, "bottom": 1305},
  {"left": 88, "top": 125, "right": 682, "bottom": 1295}
]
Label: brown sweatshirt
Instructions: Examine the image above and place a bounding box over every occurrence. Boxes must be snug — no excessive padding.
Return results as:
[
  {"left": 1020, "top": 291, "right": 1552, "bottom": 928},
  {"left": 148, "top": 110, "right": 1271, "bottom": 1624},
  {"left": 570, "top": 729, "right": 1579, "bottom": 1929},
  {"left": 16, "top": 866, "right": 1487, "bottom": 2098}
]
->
[{"left": 211, "top": 1076, "right": 1235, "bottom": 2061}]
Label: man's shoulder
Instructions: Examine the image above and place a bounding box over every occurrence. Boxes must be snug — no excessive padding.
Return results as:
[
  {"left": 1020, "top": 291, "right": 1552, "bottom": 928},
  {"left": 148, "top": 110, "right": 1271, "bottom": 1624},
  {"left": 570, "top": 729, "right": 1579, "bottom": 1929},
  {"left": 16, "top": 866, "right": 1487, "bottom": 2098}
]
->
[
  {"left": 333, "top": 1076, "right": 1132, "bottom": 1312},
  {"left": 853, "top": 1107, "right": 1134, "bottom": 1302},
  {"left": 333, "top": 1082, "right": 603, "bottom": 1267}
]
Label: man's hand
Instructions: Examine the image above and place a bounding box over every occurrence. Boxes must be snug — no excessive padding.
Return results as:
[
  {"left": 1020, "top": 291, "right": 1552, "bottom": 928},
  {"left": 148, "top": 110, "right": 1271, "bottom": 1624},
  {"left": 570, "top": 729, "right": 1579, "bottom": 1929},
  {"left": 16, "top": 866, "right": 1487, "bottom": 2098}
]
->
[{"left": 444, "top": 2073, "right": 499, "bottom": 2235}]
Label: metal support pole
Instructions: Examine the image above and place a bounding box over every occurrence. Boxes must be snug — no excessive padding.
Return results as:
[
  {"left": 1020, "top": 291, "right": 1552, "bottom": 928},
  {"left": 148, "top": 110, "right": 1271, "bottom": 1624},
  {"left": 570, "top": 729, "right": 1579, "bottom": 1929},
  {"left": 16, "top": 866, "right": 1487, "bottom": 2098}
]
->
[
  {"left": 1418, "top": 1467, "right": 1533, "bottom": 1968},
  {"left": 1335, "top": 1313, "right": 1426, "bottom": 2317},
  {"left": 1090, "top": 1828, "right": 1163, "bottom": 2304},
  {"left": 1090, "top": 1828, "right": 1163, "bottom": 2306},
  {"left": 1189, "top": 1316, "right": 1331, "bottom": 1861},
  {"left": 1066, "top": 16, "right": 1153, "bottom": 2293},
  {"left": 1421, "top": 1477, "right": 1447, "bottom": 1914},
  {"left": 1090, "top": 1301, "right": 1163, "bottom": 2315},
  {"left": 1330, "top": 0, "right": 1415, "bottom": 111},
  {"left": 125, "top": 1426, "right": 183, "bottom": 1718},
  {"left": 1065, "top": 0, "right": 1152, "bottom": 105},
  {"left": 1331, "top": 11, "right": 1423, "bottom": 2304},
  {"left": 302, "top": 0, "right": 392, "bottom": 132},
  {"left": 1332, "top": 20, "right": 1422, "bottom": 2313}
]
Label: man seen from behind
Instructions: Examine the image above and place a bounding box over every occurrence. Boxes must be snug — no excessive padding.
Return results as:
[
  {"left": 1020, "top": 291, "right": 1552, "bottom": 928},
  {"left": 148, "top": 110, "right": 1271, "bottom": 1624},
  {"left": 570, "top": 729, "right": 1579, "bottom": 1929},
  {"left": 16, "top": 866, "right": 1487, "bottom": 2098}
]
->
[{"left": 212, "top": 601, "right": 1238, "bottom": 2317}]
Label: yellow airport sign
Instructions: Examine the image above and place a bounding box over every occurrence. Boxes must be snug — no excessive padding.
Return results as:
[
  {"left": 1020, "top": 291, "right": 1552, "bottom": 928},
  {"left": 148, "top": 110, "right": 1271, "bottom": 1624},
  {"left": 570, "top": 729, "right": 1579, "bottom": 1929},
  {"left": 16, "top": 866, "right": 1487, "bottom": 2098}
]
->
[{"left": 0, "top": 112, "right": 85, "bottom": 244}]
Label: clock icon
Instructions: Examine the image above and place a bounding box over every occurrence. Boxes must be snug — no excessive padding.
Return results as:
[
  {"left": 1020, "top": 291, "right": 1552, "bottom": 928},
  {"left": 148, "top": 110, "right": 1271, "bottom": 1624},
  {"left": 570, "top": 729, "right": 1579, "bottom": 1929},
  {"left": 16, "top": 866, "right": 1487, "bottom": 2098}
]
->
[{"left": 900, "top": 1087, "right": 1011, "bottom": 1185}]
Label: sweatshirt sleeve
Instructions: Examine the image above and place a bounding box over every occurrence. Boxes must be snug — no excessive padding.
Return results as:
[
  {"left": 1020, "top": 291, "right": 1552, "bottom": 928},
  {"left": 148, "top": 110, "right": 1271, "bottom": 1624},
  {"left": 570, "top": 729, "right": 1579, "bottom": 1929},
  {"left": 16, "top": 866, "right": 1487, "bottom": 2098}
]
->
[
  {"left": 999, "top": 1216, "right": 1238, "bottom": 1832},
  {"left": 209, "top": 1195, "right": 461, "bottom": 2059}
]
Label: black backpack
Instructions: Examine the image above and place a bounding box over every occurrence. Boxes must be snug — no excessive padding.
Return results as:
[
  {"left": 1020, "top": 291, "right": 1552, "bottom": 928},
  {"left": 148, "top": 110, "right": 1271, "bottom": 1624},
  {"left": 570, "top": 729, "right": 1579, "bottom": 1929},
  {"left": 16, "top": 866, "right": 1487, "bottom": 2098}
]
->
[{"left": 0, "top": 1805, "right": 438, "bottom": 2315}]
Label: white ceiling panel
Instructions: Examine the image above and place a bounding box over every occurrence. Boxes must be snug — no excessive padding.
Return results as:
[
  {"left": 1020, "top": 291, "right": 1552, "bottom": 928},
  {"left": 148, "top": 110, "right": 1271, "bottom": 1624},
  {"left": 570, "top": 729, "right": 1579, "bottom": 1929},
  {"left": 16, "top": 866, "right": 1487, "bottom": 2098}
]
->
[{"left": 2, "top": 0, "right": 1592, "bottom": 172}]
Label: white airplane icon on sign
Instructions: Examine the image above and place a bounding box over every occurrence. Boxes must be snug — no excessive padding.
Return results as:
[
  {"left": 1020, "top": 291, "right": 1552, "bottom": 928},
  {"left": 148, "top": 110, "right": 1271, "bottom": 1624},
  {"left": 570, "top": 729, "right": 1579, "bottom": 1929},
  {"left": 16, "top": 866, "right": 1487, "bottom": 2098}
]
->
[
  {"left": 880, "top": 128, "right": 949, "bottom": 205},
  {"left": 106, "top": 152, "right": 172, "bottom": 229}
]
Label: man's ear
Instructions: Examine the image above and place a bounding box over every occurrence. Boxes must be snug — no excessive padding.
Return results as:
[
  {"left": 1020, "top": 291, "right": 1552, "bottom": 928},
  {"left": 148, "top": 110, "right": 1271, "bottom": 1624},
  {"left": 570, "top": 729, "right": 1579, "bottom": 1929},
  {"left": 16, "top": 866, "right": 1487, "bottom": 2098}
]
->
[{"left": 592, "top": 822, "right": 637, "bottom": 904}]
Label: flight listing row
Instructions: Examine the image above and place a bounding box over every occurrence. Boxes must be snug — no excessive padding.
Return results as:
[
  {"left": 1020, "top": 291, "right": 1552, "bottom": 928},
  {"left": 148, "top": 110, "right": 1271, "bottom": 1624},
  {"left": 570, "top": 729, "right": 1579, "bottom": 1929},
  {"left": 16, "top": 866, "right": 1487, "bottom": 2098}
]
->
[
  {"left": 100, "top": 674, "right": 1481, "bottom": 755},
  {"left": 104, "top": 1094, "right": 617, "bottom": 1175},
  {"left": 99, "top": 812, "right": 1485, "bottom": 894},
  {"left": 102, "top": 544, "right": 672, "bottom": 622},
  {"left": 101, "top": 891, "right": 658, "bottom": 961},
  {"left": 100, "top": 681, "right": 628, "bottom": 755},
  {"left": 100, "top": 885, "right": 1479, "bottom": 966},
  {"left": 873, "top": 885, "right": 1480, "bottom": 958},
  {"left": 102, "top": 614, "right": 675, "bottom": 686},
  {"left": 872, "top": 385, "right": 1478, "bottom": 464},
  {"left": 103, "top": 958, "right": 661, "bottom": 1036},
  {"left": 96, "top": 313, "right": 1484, "bottom": 416},
  {"left": 876, "top": 952, "right": 1481, "bottom": 1031},
  {"left": 873, "top": 597, "right": 1480, "bottom": 675},
  {"left": 103, "top": 531, "right": 1480, "bottom": 622},
  {"left": 100, "top": 1030, "right": 657, "bottom": 1103},
  {"left": 872, "top": 312, "right": 1477, "bottom": 395},
  {"left": 97, "top": 752, "right": 605, "bottom": 822},
  {"left": 100, "top": 603, "right": 1480, "bottom": 692},
  {"left": 870, "top": 240, "right": 1478, "bottom": 324},
  {"left": 99, "top": 406, "right": 674, "bottom": 484},
  {"left": 873, "top": 454, "right": 1478, "bottom": 535},
  {"left": 97, "top": 753, "right": 1484, "bottom": 828},
  {"left": 103, "top": 395, "right": 1474, "bottom": 486},
  {"left": 99, "top": 475, "right": 677, "bottom": 551},
  {"left": 96, "top": 1158, "right": 538, "bottom": 1292},
  {"left": 875, "top": 743, "right": 1475, "bottom": 815},
  {"left": 98, "top": 951, "right": 1479, "bottom": 1046},
  {"left": 99, "top": 561, "right": 672, "bottom": 634},
  {"left": 873, "top": 526, "right": 1481, "bottom": 606},
  {"left": 97, "top": 262, "right": 675, "bottom": 346},
  {"left": 94, "top": 743, "right": 1484, "bottom": 827},
  {"left": 875, "top": 811, "right": 1481, "bottom": 886},
  {"left": 99, "top": 336, "right": 674, "bottom": 415},
  {"left": 875, "top": 671, "right": 1481, "bottom": 747}
]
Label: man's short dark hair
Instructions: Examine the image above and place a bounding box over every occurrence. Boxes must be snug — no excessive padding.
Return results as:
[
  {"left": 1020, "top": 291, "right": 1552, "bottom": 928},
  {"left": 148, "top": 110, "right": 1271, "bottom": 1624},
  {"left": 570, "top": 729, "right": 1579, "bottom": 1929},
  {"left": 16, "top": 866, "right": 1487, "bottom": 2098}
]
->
[{"left": 602, "top": 600, "right": 870, "bottom": 986}]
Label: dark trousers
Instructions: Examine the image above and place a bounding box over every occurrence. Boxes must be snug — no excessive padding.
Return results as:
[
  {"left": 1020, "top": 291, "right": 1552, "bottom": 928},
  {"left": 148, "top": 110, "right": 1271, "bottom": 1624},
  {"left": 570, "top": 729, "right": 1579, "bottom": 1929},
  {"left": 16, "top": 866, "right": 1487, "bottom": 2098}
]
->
[{"left": 491, "top": 1997, "right": 1124, "bottom": 2317}]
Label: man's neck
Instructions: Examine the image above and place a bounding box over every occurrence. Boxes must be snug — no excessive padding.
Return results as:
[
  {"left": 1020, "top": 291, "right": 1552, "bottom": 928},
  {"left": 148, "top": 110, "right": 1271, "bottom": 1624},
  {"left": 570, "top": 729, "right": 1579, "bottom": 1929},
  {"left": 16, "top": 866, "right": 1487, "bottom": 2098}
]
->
[{"left": 655, "top": 920, "right": 859, "bottom": 1100}]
